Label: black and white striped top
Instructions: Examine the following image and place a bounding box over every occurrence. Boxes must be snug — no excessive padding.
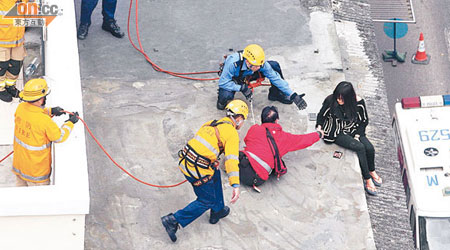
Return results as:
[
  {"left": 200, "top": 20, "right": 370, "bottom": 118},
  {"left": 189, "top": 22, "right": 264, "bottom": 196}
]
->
[{"left": 316, "top": 95, "right": 369, "bottom": 143}]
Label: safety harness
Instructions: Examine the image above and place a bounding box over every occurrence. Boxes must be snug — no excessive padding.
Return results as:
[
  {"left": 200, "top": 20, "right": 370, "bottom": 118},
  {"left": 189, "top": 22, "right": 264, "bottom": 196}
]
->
[
  {"left": 218, "top": 51, "right": 268, "bottom": 90},
  {"left": 218, "top": 50, "right": 244, "bottom": 78},
  {"left": 265, "top": 128, "right": 287, "bottom": 179},
  {"left": 178, "top": 120, "right": 233, "bottom": 186}
]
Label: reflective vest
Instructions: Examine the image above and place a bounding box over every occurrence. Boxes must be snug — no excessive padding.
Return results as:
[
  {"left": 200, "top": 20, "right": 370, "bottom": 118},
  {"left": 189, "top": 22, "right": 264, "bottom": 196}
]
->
[
  {"left": 12, "top": 102, "right": 74, "bottom": 183},
  {"left": 178, "top": 117, "right": 240, "bottom": 186},
  {"left": 0, "top": 0, "right": 25, "bottom": 48}
]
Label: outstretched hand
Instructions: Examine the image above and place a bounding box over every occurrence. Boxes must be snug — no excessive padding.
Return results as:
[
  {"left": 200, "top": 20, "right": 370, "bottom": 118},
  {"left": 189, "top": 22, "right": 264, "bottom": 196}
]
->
[
  {"left": 230, "top": 187, "right": 240, "bottom": 204},
  {"left": 291, "top": 93, "right": 307, "bottom": 110},
  {"left": 316, "top": 127, "right": 324, "bottom": 138}
]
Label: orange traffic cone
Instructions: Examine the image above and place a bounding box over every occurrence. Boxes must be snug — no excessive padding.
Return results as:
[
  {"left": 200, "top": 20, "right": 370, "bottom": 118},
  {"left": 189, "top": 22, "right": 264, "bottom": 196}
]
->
[{"left": 412, "top": 32, "right": 430, "bottom": 64}]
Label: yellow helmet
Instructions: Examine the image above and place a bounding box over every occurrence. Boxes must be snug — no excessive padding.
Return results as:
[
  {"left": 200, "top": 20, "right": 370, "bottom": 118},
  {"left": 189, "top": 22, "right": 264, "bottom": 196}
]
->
[
  {"left": 225, "top": 99, "right": 248, "bottom": 120},
  {"left": 19, "top": 78, "right": 51, "bottom": 102},
  {"left": 243, "top": 44, "right": 265, "bottom": 66}
]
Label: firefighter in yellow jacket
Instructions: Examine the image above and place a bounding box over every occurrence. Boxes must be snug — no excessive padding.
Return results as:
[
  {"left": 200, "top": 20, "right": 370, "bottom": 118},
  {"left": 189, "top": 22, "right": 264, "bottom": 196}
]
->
[
  {"left": 12, "top": 78, "right": 79, "bottom": 186},
  {"left": 0, "top": 0, "right": 26, "bottom": 102},
  {"left": 161, "top": 100, "right": 248, "bottom": 242}
]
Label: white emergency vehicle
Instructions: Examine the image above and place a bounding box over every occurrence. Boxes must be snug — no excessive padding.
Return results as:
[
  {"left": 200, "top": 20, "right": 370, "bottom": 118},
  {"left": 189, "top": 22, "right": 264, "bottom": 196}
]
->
[{"left": 392, "top": 94, "right": 450, "bottom": 250}]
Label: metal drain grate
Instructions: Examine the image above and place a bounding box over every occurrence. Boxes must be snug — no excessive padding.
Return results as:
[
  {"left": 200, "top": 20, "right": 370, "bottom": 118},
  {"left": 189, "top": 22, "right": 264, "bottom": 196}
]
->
[{"left": 369, "top": 0, "right": 416, "bottom": 23}]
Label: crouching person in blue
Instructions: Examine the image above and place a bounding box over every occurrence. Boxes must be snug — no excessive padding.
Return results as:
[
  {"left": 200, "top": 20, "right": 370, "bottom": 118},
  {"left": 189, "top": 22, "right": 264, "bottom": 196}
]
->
[
  {"left": 217, "top": 44, "right": 307, "bottom": 111},
  {"left": 161, "top": 100, "right": 248, "bottom": 242}
]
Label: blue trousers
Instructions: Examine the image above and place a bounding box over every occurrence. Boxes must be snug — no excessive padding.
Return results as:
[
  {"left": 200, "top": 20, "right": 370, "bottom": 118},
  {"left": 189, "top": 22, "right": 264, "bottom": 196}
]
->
[
  {"left": 80, "top": 0, "right": 117, "bottom": 25},
  {"left": 173, "top": 170, "right": 225, "bottom": 227},
  {"left": 217, "top": 60, "right": 285, "bottom": 106}
]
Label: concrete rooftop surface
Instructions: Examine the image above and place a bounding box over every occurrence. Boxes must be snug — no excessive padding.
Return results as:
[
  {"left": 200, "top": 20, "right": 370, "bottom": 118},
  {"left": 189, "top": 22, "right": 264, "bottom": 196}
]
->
[
  {"left": 0, "top": 0, "right": 389, "bottom": 249},
  {"left": 74, "top": 0, "right": 378, "bottom": 249}
]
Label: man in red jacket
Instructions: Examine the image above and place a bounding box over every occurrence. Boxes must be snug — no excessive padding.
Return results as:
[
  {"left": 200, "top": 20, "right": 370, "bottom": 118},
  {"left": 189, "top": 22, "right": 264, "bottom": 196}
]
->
[{"left": 239, "top": 106, "right": 323, "bottom": 189}]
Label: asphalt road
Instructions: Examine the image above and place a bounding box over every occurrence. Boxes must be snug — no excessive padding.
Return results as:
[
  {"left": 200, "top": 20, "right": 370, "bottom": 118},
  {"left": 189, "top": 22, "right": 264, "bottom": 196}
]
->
[{"left": 373, "top": 0, "right": 450, "bottom": 114}]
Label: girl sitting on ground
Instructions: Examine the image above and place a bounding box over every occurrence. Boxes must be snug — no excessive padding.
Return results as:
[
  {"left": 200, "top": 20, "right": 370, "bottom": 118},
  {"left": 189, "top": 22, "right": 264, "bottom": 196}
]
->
[{"left": 316, "top": 81, "right": 382, "bottom": 195}]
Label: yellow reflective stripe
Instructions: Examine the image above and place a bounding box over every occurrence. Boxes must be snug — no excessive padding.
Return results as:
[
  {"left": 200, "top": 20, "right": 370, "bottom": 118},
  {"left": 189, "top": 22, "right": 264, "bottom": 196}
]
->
[
  {"left": 62, "top": 124, "right": 72, "bottom": 133},
  {"left": 193, "top": 135, "right": 219, "bottom": 155},
  {"left": 12, "top": 166, "right": 51, "bottom": 181},
  {"left": 224, "top": 154, "right": 238, "bottom": 161},
  {"left": 0, "top": 37, "right": 24, "bottom": 46},
  {"left": 247, "top": 151, "right": 272, "bottom": 174},
  {"left": 14, "top": 136, "right": 51, "bottom": 151},
  {"left": 227, "top": 171, "right": 239, "bottom": 177},
  {"left": 54, "top": 129, "right": 66, "bottom": 143},
  {"left": 0, "top": 80, "right": 5, "bottom": 88},
  {"left": 5, "top": 79, "right": 16, "bottom": 86},
  {"left": 55, "top": 124, "right": 72, "bottom": 143}
]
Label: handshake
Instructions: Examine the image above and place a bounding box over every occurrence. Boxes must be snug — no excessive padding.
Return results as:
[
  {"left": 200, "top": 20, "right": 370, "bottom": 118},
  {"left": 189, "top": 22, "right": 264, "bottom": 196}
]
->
[{"left": 51, "top": 107, "right": 80, "bottom": 124}]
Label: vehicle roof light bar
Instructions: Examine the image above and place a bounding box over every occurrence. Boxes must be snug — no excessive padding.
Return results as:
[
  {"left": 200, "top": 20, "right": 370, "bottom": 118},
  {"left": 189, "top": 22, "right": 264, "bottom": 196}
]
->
[
  {"left": 401, "top": 95, "right": 450, "bottom": 109},
  {"left": 402, "top": 96, "right": 421, "bottom": 109},
  {"left": 443, "top": 94, "right": 450, "bottom": 106},
  {"left": 420, "top": 95, "right": 444, "bottom": 108}
]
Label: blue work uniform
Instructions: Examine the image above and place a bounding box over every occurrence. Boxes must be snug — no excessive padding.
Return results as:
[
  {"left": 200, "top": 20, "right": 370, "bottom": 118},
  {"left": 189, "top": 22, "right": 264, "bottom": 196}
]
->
[
  {"left": 80, "top": 0, "right": 118, "bottom": 25},
  {"left": 173, "top": 169, "right": 225, "bottom": 227},
  {"left": 217, "top": 52, "right": 294, "bottom": 108}
]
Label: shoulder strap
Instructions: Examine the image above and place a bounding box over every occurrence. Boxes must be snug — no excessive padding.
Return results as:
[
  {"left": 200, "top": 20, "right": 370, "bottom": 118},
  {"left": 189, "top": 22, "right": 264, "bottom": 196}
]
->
[
  {"left": 208, "top": 120, "right": 233, "bottom": 155},
  {"left": 235, "top": 50, "right": 245, "bottom": 79},
  {"left": 219, "top": 50, "right": 244, "bottom": 77},
  {"left": 265, "top": 128, "right": 285, "bottom": 178}
]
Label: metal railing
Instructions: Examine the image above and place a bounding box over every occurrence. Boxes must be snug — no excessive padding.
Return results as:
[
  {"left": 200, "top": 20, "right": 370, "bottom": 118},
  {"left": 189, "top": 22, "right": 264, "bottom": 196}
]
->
[{"left": 369, "top": 0, "right": 416, "bottom": 23}]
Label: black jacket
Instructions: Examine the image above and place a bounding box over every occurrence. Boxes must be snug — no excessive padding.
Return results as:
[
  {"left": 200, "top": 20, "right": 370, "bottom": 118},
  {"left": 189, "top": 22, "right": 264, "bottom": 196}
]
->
[{"left": 315, "top": 95, "right": 369, "bottom": 142}]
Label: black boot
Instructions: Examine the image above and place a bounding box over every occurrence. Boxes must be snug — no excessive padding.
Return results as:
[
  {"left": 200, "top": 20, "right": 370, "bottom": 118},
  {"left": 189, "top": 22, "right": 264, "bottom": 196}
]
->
[
  {"left": 0, "top": 89, "right": 12, "bottom": 102},
  {"left": 209, "top": 206, "right": 230, "bottom": 224},
  {"left": 6, "top": 85, "right": 20, "bottom": 98},
  {"left": 77, "top": 23, "right": 89, "bottom": 40},
  {"left": 217, "top": 100, "right": 227, "bottom": 110},
  {"left": 102, "top": 19, "right": 125, "bottom": 38},
  {"left": 161, "top": 213, "right": 179, "bottom": 242},
  {"left": 268, "top": 86, "right": 293, "bottom": 104}
]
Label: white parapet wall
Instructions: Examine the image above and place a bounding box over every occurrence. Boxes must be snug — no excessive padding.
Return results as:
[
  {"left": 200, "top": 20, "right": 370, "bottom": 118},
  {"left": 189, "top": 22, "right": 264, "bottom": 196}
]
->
[{"left": 0, "top": 1, "right": 89, "bottom": 249}]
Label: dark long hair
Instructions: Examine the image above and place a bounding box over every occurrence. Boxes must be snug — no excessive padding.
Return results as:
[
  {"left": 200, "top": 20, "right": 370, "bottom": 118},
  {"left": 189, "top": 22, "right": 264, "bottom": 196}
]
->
[{"left": 331, "top": 81, "right": 357, "bottom": 121}]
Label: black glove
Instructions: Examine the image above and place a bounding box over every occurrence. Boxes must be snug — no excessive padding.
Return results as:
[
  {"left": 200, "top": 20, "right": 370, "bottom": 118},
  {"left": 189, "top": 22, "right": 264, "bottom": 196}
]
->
[
  {"left": 232, "top": 76, "right": 246, "bottom": 85},
  {"left": 290, "top": 93, "right": 307, "bottom": 110},
  {"left": 240, "top": 84, "right": 253, "bottom": 100},
  {"left": 66, "top": 112, "right": 79, "bottom": 124},
  {"left": 51, "top": 106, "right": 65, "bottom": 116}
]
